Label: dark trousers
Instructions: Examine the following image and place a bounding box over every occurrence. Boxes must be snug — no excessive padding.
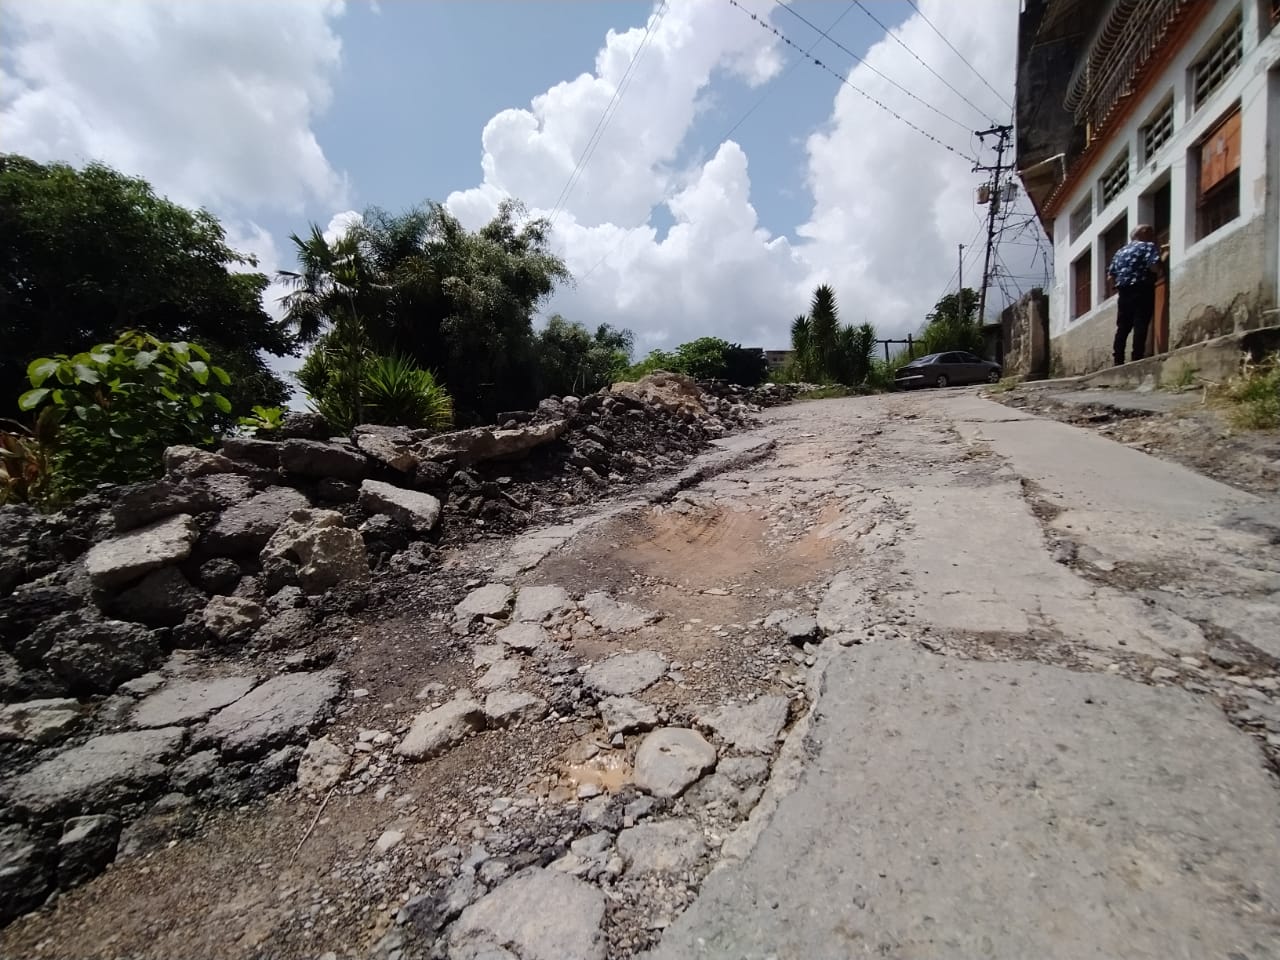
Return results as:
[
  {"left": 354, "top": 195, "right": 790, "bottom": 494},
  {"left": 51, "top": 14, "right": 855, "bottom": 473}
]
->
[{"left": 1114, "top": 282, "right": 1155, "bottom": 364}]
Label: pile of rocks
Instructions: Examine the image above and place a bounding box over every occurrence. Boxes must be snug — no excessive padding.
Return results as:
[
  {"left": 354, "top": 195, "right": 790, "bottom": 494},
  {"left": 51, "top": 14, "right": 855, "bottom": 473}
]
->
[
  {"left": 698, "top": 379, "right": 815, "bottom": 408},
  {"left": 0, "top": 374, "right": 774, "bottom": 925}
]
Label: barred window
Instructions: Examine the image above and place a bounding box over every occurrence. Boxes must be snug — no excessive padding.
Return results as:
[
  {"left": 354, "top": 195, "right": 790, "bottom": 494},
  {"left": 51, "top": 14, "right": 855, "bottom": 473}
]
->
[
  {"left": 1141, "top": 99, "right": 1174, "bottom": 161},
  {"left": 1069, "top": 198, "right": 1093, "bottom": 242},
  {"left": 1099, "top": 149, "right": 1130, "bottom": 208},
  {"left": 1193, "top": 11, "right": 1243, "bottom": 107}
]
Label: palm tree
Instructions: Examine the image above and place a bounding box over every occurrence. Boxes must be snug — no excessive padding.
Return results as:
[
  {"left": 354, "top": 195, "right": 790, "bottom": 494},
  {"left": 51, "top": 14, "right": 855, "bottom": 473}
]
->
[{"left": 809, "top": 284, "right": 840, "bottom": 381}]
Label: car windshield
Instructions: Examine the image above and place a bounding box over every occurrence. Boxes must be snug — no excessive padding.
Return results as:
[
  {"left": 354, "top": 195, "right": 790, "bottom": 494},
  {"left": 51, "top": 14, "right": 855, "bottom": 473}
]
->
[{"left": 912, "top": 354, "right": 943, "bottom": 364}]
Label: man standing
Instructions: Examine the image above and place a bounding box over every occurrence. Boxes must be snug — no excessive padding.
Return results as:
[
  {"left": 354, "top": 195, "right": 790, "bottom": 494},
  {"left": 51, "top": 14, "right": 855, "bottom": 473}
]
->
[{"left": 1107, "top": 224, "right": 1162, "bottom": 365}]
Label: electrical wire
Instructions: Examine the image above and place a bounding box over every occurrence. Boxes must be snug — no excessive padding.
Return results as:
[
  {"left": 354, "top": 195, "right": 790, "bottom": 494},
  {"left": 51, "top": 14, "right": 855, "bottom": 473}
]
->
[
  {"left": 904, "top": 0, "right": 1013, "bottom": 111},
  {"left": 770, "top": 0, "right": 972, "bottom": 134},
  {"left": 728, "top": 0, "right": 979, "bottom": 165},
  {"left": 852, "top": 1, "right": 998, "bottom": 125},
  {"left": 548, "top": 0, "right": 669, "bottom": 227}
]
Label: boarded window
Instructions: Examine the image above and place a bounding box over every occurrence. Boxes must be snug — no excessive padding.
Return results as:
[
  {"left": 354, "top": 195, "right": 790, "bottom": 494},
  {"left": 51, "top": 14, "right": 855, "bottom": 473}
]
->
[
  {"left": 1193, "top": 11, "right": 1243, "bottom": 107},
  {"left": 1069, "top": 198, "right": 1093, "bottom": 241},
  {"left": 1099, "top": 150, "right": 1129, "bottom": 208},
  {"left": 1072, "top": 249, "right": 1093, "bottom": 319},
  {"left": 1197, "top": 106, "right": 1241, "bottom": 239},
  {"left": 1102, "top": 216, "right": 1130, "bottom": 299},
  {"left": 1141, "top": 98, "right": 1174, "bottom": 161}
]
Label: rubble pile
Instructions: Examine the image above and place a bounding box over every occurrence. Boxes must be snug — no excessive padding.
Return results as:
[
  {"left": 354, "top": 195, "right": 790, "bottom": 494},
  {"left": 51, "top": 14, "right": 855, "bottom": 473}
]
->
[
  {"left": 698, "top": 379, "right": 815, "bottom": 407},
  {"left": 0, "top": 373, "right": 772, "bottom": 922}
]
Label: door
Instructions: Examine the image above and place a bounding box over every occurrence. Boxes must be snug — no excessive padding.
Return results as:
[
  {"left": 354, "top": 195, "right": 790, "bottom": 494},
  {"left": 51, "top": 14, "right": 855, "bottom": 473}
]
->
[{"left": 1149, "top": 181, "right": 1172, "bottom": 355}]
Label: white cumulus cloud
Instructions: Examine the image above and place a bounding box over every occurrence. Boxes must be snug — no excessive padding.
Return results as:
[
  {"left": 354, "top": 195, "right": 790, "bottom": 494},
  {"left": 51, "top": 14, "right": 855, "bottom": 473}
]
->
[{"left": 448, "top": 0, "right": 1037, "bottom": 350}]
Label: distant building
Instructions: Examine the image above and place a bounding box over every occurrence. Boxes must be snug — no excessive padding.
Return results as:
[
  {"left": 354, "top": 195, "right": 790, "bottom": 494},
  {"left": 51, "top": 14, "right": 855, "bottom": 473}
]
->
[
  {"left": 762, "top": 349, "right": 794, "bottom": 372},
  {"left": 1015, "top": 0, "right": 1279, "bottom": 374}
]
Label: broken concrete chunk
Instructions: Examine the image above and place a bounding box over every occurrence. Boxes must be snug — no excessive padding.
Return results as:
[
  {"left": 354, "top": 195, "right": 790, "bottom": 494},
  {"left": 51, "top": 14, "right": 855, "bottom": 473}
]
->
[
  {"left": 130, "top": 677, "right": 257, "bottom": 728},
  {"left": 260, "top": 509, "right": 369, "bottom": 594},
  {"left": 202, "top": 486, "right": 310, "bottom": 556},
  {"left": 616, "top": 818, "right": 707, "bottom": 875},
  {"left": 358, "top": 479, "right": 442, "bottom": 534},
  {"left": 477, "top": 659, "right": 521, "bottom": 691},
  {"left": 697, "top": 696, "right": 789, "bottom": 754},
  {"left": 297, "top": 736, "right": 348, "bottom": 793},
  {"left": 449, "top": 867, "right": 606, "bottom": 960},
  {"left": 202, "top": 596, "right": 268, "bottom": 642},
  {"left": 0, "top": 698, "right": 83, "bottom": 745},
  {"left": 83, "top": 514, "right": 198, "bottom": 589},
  {"left": 583, "top": 651, "right": 667, "bottom": 697},
  {"left": 598, "top": 696, "right": 659, "bottom": 736},
  {"left": 57, "top": 814, "right": 121, "bottom": 889},
  {"left": 198, "top": 670, "right": 345, "bottom": 758},
  {"left": 633, "top": 727, "right": 717, "bottom": 799},
  {"left": 580, "top": 592, "right": 660, "bottom": 632},
  {"left": 111, "top": 567, "right": 206, "bottom": 627},
  {"left": 455, "top": 584, "right": 514, "bottom": 622},
  {"left": 418, "top": 420, "right": 569, "bottom": 468},
  {"left": 483, "top": 690, "right": 548, "bottom": 727},
  {"left": 395, "top": 696, "right": 485, "bottom": 760},
  {"left": 512, "top": 585, "right": 572, "bottom": 623},
  {"left": 495, "top": 621, "right": 549, "bottom": 652},
  {"left": 278, "top": 439, "right": 367, "bottom": 481}
]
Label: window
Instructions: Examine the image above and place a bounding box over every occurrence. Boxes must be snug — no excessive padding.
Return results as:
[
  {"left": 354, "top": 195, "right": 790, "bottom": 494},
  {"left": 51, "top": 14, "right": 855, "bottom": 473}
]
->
[
  {"left": 1141, "top": 98, "right": 1174, "bottom": 161},
  {"left": 1193, "top": 11, "right": 1243, "bottom": 107},
  {"left": 1101, "top": 216, "right": 1129, "bottom": 299},
  {"left": 1099, "top": 150, "right": 1129, "bottom": 208},
  {"left": 1196, "top": 106, "right": 1241, "bottom": 239},
  {"left": 1069, "top": 198, "right": 1093, "bottom": 241},
  {"left": 1072, "top": 249, "right": 1093, "bottom": 319}
]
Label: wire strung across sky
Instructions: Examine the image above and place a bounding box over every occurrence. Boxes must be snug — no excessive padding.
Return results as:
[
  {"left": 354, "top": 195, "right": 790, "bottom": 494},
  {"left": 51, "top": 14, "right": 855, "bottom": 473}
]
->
[
  {"left": 770, "top": 0, "right": 972, "bottom": 134},
  {"left": 578, "top": 0, "right": 858, "bottom": 282},
  {"left": 727, "top": 0, "right": 979, "bottom": 166},
  {"left": 852, "top": 0, "right": 1000, "bottom": 126},
  {"left": 904, "top": 0, "right": 1014, "bottom": 112},
  {"left": 548, "top": 0, "right": 669, "bottom": 227}
]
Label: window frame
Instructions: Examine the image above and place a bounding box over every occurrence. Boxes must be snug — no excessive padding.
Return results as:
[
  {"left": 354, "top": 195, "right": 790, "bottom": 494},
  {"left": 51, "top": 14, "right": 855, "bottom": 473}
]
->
[
  {"left": 1140, "top": 96, "right": 1175, "bottom": 163},
  {"left": 1192, "top": 9, "right": 1244, "bottom": 109},
  {"left": 1072, "top": 248, "right": 1093, "bottom": 320},
  {"left": 1099, "top": 149, "right": 1130, "bottom": 210}
]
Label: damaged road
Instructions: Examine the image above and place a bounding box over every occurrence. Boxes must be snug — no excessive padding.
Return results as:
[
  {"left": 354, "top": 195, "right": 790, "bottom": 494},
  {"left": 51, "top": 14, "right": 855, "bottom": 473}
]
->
[{"left": 4, "top": 390, "right": 1280, "bottom": 959}]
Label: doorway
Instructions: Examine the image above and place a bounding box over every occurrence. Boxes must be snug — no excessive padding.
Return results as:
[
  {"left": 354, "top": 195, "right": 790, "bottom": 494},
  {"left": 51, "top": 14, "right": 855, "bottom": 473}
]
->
[{"left": 1142, "top": 179, "right": 1172, "bottom": 355}]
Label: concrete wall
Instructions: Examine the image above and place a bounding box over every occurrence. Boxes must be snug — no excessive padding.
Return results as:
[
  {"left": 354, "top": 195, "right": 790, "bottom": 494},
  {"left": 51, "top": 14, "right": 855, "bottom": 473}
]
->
[
  {"left": 1044, "top": 2, "right": 1280, "bottom": 374},
  {"left": 1001, "top": 289, "right": 1050, "bottom": 378}
]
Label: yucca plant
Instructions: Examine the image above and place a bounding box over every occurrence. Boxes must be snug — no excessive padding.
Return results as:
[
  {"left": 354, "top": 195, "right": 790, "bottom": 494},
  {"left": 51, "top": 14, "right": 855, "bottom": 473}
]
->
[{"left": 361, "top": 353, "right": 453, "bottom": 431}]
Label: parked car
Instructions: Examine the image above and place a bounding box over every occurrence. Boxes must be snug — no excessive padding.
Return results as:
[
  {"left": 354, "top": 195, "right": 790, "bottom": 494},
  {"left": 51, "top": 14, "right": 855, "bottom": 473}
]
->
[{"left": 894, "top": 351, "right": 1002, "bottom": 389}]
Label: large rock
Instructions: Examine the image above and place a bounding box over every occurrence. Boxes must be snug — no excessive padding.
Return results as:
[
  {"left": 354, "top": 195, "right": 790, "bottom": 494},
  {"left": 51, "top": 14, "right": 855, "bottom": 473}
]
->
[
  {"left": 583, "top": 651, "right": 667, "bottom": 697},
  {"left": 111, "top": 567, "right": 205, "bottom": 627},
  {"left": 418, "top": 420, "right": 568, "bottom": 467},
  {"left": 198, "top": 670, "right": 345, "bottom": 758},
  {"left": 454, "top": 584, "right": 514, "bottom": 622},
  {"left": 598, "top": 696, "right": 659, "bottom": 736},
  {"left": 202, "top": 486, "right": 310, "bottom": 556},
  {"left": 277, "top": 412, "right": 330, "bottom": 440},
  {"left": 260, "top": 509, "right": 369, "bottom": 594},
  {"left": 4, "top": 727, "right": 187, "bottom": 816},
  {"left": 219, "top": 437, "right": 283, "bottom": 469},
  {"left": 450, "top": 867, "right": 606, "bottom": 960},
  {"left": 616, "top": 819, "right": 707, "bottom": 875},
  {"left": 0, "top": 698, "right": 84, "bottom": 745},
  {"left": 580, "top": 592, "right": 660, "bottom": 632},
  {"left": 359, "top": 480, "right": 442, "bottom": 534},
  {"left": 0, "top": 824, "right": 53, "bottom": 926},
  {"left": 353, "top": 427, "right": 419, "bottom": 474},
  {"left": 111, "top": 480, "right": 214, "bottom": 532},
  {"left": 163, "top": 445, "right": 242, "bottom": 480},
  {"left": 296, "top": 736, "right": 349, "bottom": 793},
  {"left": 83, "top": 514, "right": 199, "bottom": 589},
  {"left": 611, "top": 372, "right": 707, "bottom": 417},
  {"left": 697, "top": 696, "right": 790, "bottom": 754},
  {"left": 395, "top": 695, "right": 485, "bottom": 760},
  {"left": 483, "top": 690, "right": 548, "bottom": 727},
  {"left": 28, "top": 611, "right": 162, "bottom": 696},
  {"left": 279, "top": 439, "right": 368, "bottom": 481},
  {"left": 196, "top": 557, "right": 243, "bottom": 594},
  {"left": 131, "top": 677, "right": 257, "bottom": 728},
  {"left": 202, "top": 595, "right": 268, "bottom": 641},
  {"left": 633, "top": 728, "right": 717, "bottom": 798},
  {"left": 495, "top": 622, "right": 549, "bottom": 652},
  {"left": 512, "top": 585, "right": 572, "bottom": 623},
  {"left": 57, "top": 814, "right": 121, "bottom": 889}
]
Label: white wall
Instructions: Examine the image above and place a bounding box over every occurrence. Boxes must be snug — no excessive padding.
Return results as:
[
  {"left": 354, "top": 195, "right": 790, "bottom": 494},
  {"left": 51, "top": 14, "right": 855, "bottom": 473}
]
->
[{"left": 1046, "top": 0, "right": 1280, "bottom": 339}]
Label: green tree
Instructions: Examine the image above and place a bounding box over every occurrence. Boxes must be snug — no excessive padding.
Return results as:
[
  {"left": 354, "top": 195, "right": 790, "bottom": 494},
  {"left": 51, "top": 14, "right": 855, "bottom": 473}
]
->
[
  {"left": 917, "top": 287, "right": 983, "bottom": 355},
  {"left": 0, "top": 154, "right": 292, "bottom": 415},
  {"left": 808, "top": 284, "right": 840, "bottom": 378},
  {"left": 535, "top": 316, "right": 634, "bottom": 396}
]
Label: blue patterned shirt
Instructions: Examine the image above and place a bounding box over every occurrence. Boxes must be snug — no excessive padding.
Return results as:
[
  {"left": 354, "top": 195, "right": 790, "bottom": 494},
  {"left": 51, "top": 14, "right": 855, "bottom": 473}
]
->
[{"left": 1107, "top": 240, "right": 1160, "bottom": 288}]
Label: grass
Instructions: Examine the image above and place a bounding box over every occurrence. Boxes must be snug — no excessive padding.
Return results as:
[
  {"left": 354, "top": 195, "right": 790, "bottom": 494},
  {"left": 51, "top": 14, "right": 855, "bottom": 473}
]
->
[{"left": 1222, "top": 354, "right": 1280, "bottom": 429}]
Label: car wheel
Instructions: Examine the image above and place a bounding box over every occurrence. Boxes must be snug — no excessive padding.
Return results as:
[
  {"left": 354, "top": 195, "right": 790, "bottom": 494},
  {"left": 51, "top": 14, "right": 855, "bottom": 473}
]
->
[
  {"left": 986, "top": 370, "right": 1000, "bottom": 383},
  {"left": 935, "top": 374, "right": 949, "bottom": 388}
]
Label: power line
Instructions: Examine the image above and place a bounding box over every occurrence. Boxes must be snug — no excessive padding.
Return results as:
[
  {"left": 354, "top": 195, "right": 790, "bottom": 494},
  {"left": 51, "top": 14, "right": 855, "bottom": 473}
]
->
[
  {"left": 852, "top": 1, "right": 998, "bottom": 125},
  {"left": 548, "top": 0, "right": 669, "bottom": 226},
  {"left": 904, "top": 0, "right": 1013, "bottom": 111},
  {"left": 728, "top": 0, "right": 978, "bottom": 165},
  {"left": 770, "top": 0, "right": 971, "bottom": 134}
]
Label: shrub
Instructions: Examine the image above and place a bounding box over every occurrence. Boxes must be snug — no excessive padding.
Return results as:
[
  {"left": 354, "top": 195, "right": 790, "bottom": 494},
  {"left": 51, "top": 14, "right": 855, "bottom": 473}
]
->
[
  {"left": 15, "top": 332, "right": 232, "bottom": 500},
  {"left": 298, "top": 342, "right": 454, "bottom": 433},
  {"left": 1224, "top": 354, "right": 1280, "bottom": 430},
  {"left": 237, "top": 405, "right": 286, "bottom": 436}
]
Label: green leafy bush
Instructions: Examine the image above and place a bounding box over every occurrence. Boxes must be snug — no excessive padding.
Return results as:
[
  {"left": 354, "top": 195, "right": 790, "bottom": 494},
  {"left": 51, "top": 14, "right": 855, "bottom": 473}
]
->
[
  {"left": 16, "top": 331, "right": 232, "bottom": 499},
  {"left": 1224, "top": 354, "right": 1280, "bottom": 429},
  {"left": 237, "top": 405, "right": 286, "bottom": 436},
  {"left": 298, "top": 341, "right": 453, "bottom": 433}
]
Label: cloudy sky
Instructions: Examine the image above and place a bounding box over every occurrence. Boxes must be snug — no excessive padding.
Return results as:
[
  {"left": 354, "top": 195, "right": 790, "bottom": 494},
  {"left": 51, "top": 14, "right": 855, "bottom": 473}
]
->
[{"left": 0, "top": 0, "right": 1050, "bottom": 360}]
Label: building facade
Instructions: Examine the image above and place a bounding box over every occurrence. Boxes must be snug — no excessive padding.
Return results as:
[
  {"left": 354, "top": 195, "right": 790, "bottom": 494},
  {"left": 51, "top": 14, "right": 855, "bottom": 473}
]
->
[{"left": 1016, "top": 0, "right": 1280, "bottom": 374}]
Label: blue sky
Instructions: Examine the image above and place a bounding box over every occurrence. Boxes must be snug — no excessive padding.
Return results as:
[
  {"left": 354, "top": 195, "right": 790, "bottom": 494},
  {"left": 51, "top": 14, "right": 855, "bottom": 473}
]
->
[{"left": 2, "top": 0, "right": 1041, "bottom": 358}]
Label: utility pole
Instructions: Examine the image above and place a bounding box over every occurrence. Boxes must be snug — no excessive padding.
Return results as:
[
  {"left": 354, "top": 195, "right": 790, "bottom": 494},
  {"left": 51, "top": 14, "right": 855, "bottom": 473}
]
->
[
  {"left": 973, "top": 124, "right": 1014, "bottom": 327},
  {"left": 957, "top": 243, "right": 964, "bottom": 311}
]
